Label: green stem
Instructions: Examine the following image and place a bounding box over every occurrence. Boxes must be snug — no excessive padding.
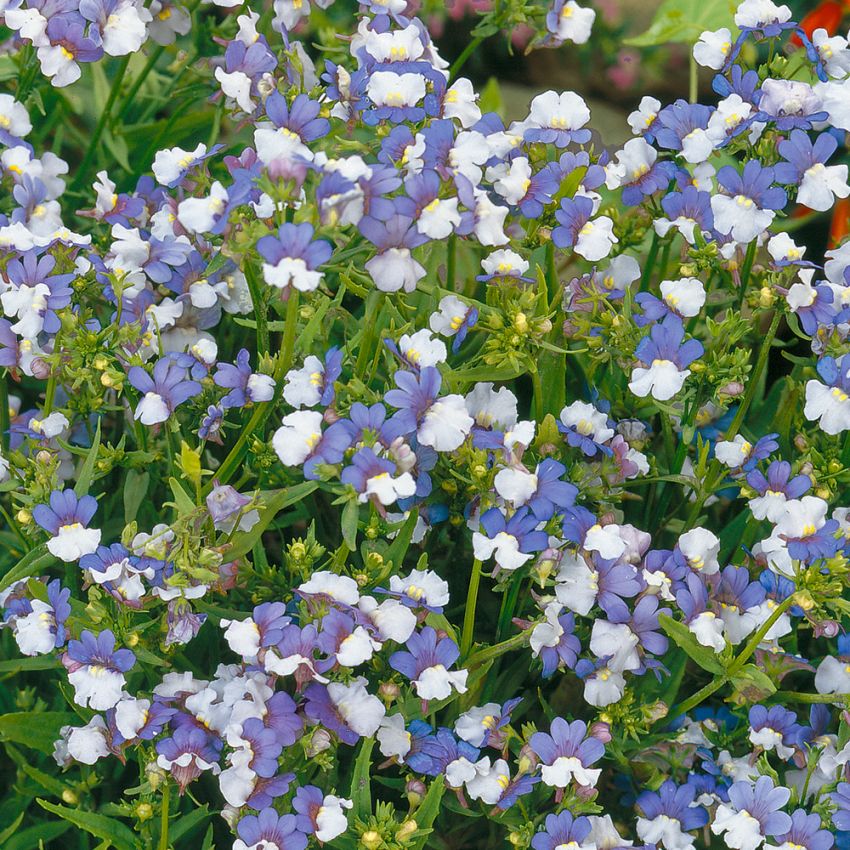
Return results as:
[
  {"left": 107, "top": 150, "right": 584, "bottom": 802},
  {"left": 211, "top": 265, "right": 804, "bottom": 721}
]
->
[
  {"left": 685, "top": 310, "right": 781, "bottom": 529},
  {"left": 531, "top": 367, "right": 544, "bottom": 422},
  {"left": 466, "top": 630, "right": 529, "bottom": 669},
  {"left": 117, "top": 46, "right": 165, "bottom": 121},
  {"left": 495, "top": 573, "right": 524, "bottom": 644},
  {"left": 448, "top": 36, "right": 484, "bottom": 82},
  {"left": 207, "top": 291, "right": 299, "bottom": 492},
  {"left": 688, "top": 53, "right": 698, "bottom": 104},
  {"left": 639, "top": 232, "right": 660, "bottom": 292},
  {"left": 245, "top": 263, "right": 269, "bottom": 355},
  {"left": 775, "top": 691, "right": 848, "bottom": 704},
  {"left": 159, "top": 779, "right": 170, "bottom": 850},
  {"left": 738, "top": 241, "right": 758, "bottom": 309},
  {"left": 0, "top": 371, "right": 9, "bottom": 454},
  {"left": 460, "top": 559, "right": 483, "bottom": 658},
  {"left": 71, "top": 55, "right": 131, "bottom": 191},
  {"left": 669, "top": 594, "right": 796, "bottom": 719}
]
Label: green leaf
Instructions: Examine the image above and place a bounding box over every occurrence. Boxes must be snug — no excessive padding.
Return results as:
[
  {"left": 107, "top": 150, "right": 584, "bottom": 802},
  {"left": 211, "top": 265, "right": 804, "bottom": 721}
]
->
[
  {"left": 410, "top": 776, "right": 446, "bottom": 850},
  {"left": 729, "top": 663, "right": 778, "bottom": 702},
  {"left": 37, "top": 799, "right": 138, "bottom": 850},
  {"left": 0, "top": 712, "right": 75, "bottom": 754},
  {"left": 382, "top": 510, "right": 419, "bottom": 573},
  {"left": 123, "top": 469, "right": 150, "bottom": 524},
  {"left": 6, "top": 820, "right": 71, "bottom": 850},
  {"left": 658, "top": 613, "right": 726, "bottom": 674},
  {"left": 341, "top": 498, "right": 359, "bottom": 552},
  {"left": 21, "top": 762, "right": 70, "bottom": 797},
  {"left": 179, "top": 440, "right": 202, "bottom": 489},
  {"left": 168, "top": 477, "right": 196, "bottom": 517},
  {"left": 625, "top": 0, "right": 737, "bottom": 46},
  {"left": 0, "top": 655, "right": 60, "bottom": 673},
  {"left": 349, "top": 737, "right": 374, "bottom": 819},
  {"left": 227, "top": 482, "right": 318, "bottom": 560},
  {"left": 168, "top": 805, "right": 212, "bottom": 844},
  {"left": 0, "top": 545, "right": 58, "bottom": 594},
  {"left": 0, "top": 812, "right": 24, "bottom": 844},
  {"left": 74, "top": 418, "right": 102, "bottom": 497}
]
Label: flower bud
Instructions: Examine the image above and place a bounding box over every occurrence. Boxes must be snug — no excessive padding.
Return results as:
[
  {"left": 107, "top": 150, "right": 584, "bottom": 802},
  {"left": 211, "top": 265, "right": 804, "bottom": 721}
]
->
[
  {"left": 406, "top": 778, "right": 426, "bottom": 808},
  {"left": 306, "top": 728, "right": 332, "bottom": 757},
  {"left": 16, "top": 509, "right": 30, "bottom": 525},
  {"left": 135, "top": 803, "right": 154, "bottom": 822},
  {"left": 397, "top": 821, "right": 417, "bottom": 840},
  {"left": 379, "top": 681, "right": 400, "bottom": 702},
  {"left": 36, "top": 450, "right": 52, "bottom": 465},
  {"left": 589, "top": 721, "right": 612, "bottom": 743},
  {"left": 145, "top": 762, "right": 166, "bottom": 790},
  {"left": 61, "top": 789, "right": 78, "bottom": 805},
  {"left": 360, "top": 830, "right": 383, "bottom": 850}
]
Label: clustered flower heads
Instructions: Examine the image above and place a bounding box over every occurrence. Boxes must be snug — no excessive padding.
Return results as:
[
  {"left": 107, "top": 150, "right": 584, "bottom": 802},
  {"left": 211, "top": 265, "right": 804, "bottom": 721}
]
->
[{"left": 4, "top": 0, "right": 850, "bottom": 847}]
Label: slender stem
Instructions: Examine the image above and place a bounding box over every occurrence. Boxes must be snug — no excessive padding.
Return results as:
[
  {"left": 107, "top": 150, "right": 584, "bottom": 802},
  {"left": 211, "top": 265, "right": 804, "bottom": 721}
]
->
[
  {"left": 446, "top": 234, "right": 456, "bottom": 291},
  {"left": 0, "top": 371, "right": 9, "bottom": 454},
  {"left": 159, "top": 779, "right": 170, "bottom": 850},
  {"left": 531, "top": 367, "right": 544, "bottom": 422},
  {"left": 669, "top": 594, "right": 796, "bottom": 719},
  {"left": 245, "top": 263, "right": 269, "bottom": 355},
  {"left": 639, "top": 232, "right": 660, "bottom": 292},
  {"left": 466, "top": 630, "right": 529, "bottom": 669},
  {"left": 727, "top": 594, "right": 795, "bottom": 678},
  {"left": 206, "top": 291, "right": 299, "bottom": 492},
  {"left": 449, "top": 36, "right": 484, "bottom": 82},
  {"left": 685, "top": 310, "right": 781, "bottom": 529},
  {"left": 495, "top": 573, "right": 524, "bottom": 644},
  {"left": 775, "top": 691, "right": 848, "bottom": 704},
  {"left": 688, "top": 54, "right": 698, "bottom": 104},
  {"left": 117, "top": 46, "right": 165, "bottom": 121},
  {"left": 461, "top": 559, "right": 483, "bottom": 658},
  {"left": 71, "top": 55, "right": 131, "bottom": 191},
  {"left": 738, "top": 241, "right": 758, "bottom": 309}
]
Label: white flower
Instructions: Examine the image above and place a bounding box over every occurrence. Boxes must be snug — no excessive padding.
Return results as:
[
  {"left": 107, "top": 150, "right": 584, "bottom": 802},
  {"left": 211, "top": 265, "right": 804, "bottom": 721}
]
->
[
  {"left": 555, "top": 552, "right": 598, "bottom": 616},
  {"left": 774, "top": 495, "right": 828, "bottom": 540},
  {"left": 493, "top": 467, "right": 537, "bottom": 506},
  {"left": 693, "top": 27, "right": 733, "bottom": 69},
  {"left": 749, "top": 725, "right": 794, "bottom": 760},
  {"left": 540, "top": 755, "right": 602, "bottom": 788},
  {"left": 298, "top": 571, "right": 360, "bottom": 605},
  {"left": 455, "top": 703, "right": 505, "bottom": 747},
  {"left": 767, "top": 232, "right": 805, "bottom": 264},
  {"left": 358, "top": 596, "right": 417, "bottom": 644},
  {"left": 550, "top": 1, "right": 595, "bottom": 43},
  {"left": 678, "top": 528, "right": 720, "bottom": 574},
  {"left": 715, "top": 435, "right": 753, "bottom": 469},
  {"left": 629, "top": 359, "right": 689, "bottom": 402},
  {"left": 68, "top": 665, "right": 126, "bottom": 710},
  {"left": 628, "top": 95, "right": 661, "bottom": 135},
  {"left": 115, "top": 697, "right": 153, "bottom": 740},
  {"left": 66, "top": 717, "right": 110, "bottom": 765},
  {"left": 473, "top": 527, "right": 532, "bottom": 572},
  {"left": 418, "top": 395, "right": 473, "bottom": 451},
  {"left": 490, "top": 157, "right": 532, "bottom": 205},
  {"left": 805, "top": 376, "right": 850, "bottom": 434},
  {"left": 734, "top": 0, "right": 791, "bottom": 30},
  {"left": 13, "top": 599, "right": 58, "bottom": 655},
  {"left": 417, "top": 195, "right": 460, "bottom": 239},
  {"left": 465, "top": 757, "right": 511, "bottom": 804},
  {"left": 328, "top": 677, "right": 385, "bottom": 737},
  {"left": 100, "top": 0, "right": 151, "bottom": 55},
  {"left": 472, "top": 191, "right": 510, "bottom": 246},
  {"left": 315, "top": 795, "right": 353, "bottom": 842},
  {"left": 389, "top": 568, "right": 449, "bottom": 608},
  {"left": 815, "top": 656, "right": 850, "bottom": 694},
  {"left": 605, "top": 138, "right": 657, "bottom": 190},
  {"left": 812, "top": 28, "right": 850, "bottom": 80},
  {"left": 365, "top": 247, "right": 425, "bottom": 293},
  {"left": 584, "top": 522, "right": 626, "bottom": 560},
  {"left": 367, "top": 71, "right": 426, "bottom": 109},
  {"left": 527, "top": 90, "right": 590, "bottom": 134},
  {"left": 689, "top": 611, "right": 727, "bottom": 652},
  {"left": 398, "top": 329, "right": 447, "bottom": 368},
  {"left": 660, "top": 278, "right": 706, "bottom": 318},
  {"left": 413, "top": 663, "right": 468, "bottom": 701},
  {"left": 711, "top": 193, "right": 775, "bottom": 244},
  {"left": 797, "top": 159, "right": 850, "bottom": 212},
  {"left": 482, "top": 249, "right": 529, "bottom": 279},
  {"left": 638, "top": 814, "right": 696, "bottom": 850},
  {"left": 583, "top": 665, "right": 626, "bottom": 707},
  {"left": 442, "top": 77, "right": 481, "bottom": 127},
  {"left": 711, "top": 803, "right": 766, "bottom": 850},
  {"left": 47, "top": 523, "right": 102, "bottom": 562},
  {"left": 575, "top": 215, "right": 618, "bottom": 262},
  {"left": 589, "top": 620, "right": 640, "bottom": 672},
  {"left": 152, "top": 144, "right": 208, "bottom": 186},
  {"left": 221, "top": 616, "right": 261, "bottom": 661},
  {"left": 272, "top": 411, "right": 323, "bottom": 466},
  {"left": 429, "top": 295, "right": 474, "bottom": 338},
  {"left": 177, "top": 181, "right": 228, "bottom": 234},
  {"left": 559, "top": 400, "right": 614, "bottom": 443},
  {"left": 377, "top": 713, "right": 412, "bottom": 760}
]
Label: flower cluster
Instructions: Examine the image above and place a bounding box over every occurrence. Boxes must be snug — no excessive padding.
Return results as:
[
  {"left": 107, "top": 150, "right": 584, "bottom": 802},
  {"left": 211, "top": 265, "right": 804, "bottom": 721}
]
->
[{"left": 3, "top": 0, "right": 850, "bottom": 848}]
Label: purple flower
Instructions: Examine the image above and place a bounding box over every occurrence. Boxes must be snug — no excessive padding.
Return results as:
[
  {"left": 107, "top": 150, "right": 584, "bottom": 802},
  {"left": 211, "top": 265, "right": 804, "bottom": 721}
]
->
[
  {"left": 749, "top": 705, "right": 802, "bottom": 759},
  {"left": 747, "top": 461, "right": 810, "bottom": 501},
  {"left": 529, "top": 717, "right": 604, "bottom": 787},
  {"left": 127, "top": 357, "right": 202, "bottom": 425},
  {"left": 532, "top": 811, "right": 593, "bottom": 850},
  {"left": 2, "top": 251, "right": 73, "bottom": 337},
  {"left": 214, "top": 349, "right": 275, "bottom": 409},
  {"left": 264, "top": 691, "right": 304, "bottom": 746},
  {"left": 256, "top": 222, "right": 333, "bottom": 292},
  {"left": 525, "top": 459, "right": 579, "bottom": 521},
  {"left": 654, "top": 100, "right": 713, "bottom": 154},
  {"left": 32, "top": 489, "right": 101, "bottom": 562},
  {"left": 833, "top": 782, "right": 850, "bottom": 831},
  {"left": 776, "top": 810, "right": 834, "bottom": 850},
  {"left": 156, "top": 725, "right": 222, "bottom": 792},
  {"left": 637, "top": 779, "right": 709, "bottom": 839},
  {"left": 389, "top": 626, "right": 467, "bottom": 701},
  {"left": 265, "top": 92, "right": 330, "bottom": 143},
  {"left": 62, "top": 628, "right": 135, "bottom": 710},
  {"left": 552, "top": 195, "right": 594, "bottom": 251},
  {"left": 712, "top": 776, "right": 792, "bottom": 847},
  {"left": 536, "top": 610, "right": 581, "bottom": 677},
  {"left": 235, "top": 808, "right": 307, "bottom": 850}
]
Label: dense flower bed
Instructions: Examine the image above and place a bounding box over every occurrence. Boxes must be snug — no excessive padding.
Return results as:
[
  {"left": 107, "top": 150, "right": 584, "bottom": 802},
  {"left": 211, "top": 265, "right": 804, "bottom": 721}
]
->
[{"left": 2, "top": 0, "right": 850, "bottom": 847}]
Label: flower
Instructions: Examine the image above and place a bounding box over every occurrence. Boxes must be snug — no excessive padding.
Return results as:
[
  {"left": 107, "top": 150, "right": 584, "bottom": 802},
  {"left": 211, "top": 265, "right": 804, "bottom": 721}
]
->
[
  {"left": 128, "top": 357, "right": 202, "bottom": 425},
  {"left": 257, "top": 222, "right": 333, "bottom": 292},
  {"left": 32, "top": 489, "right": 102, "bottom": 561},
  {"left": 628, "top": 315, "right": 704, "bottom": 401},
  {"left": 62, "top": 628, "right": 135, "bottom": 710},
  {"left": 389, "top": 626, "right": 468, "bottom": 701},
  {"left": 530, "top": 717, "right": 604, "bottom": 788},
  {"left": 711, "top": 776, "right": 792, "bottom": 850}
]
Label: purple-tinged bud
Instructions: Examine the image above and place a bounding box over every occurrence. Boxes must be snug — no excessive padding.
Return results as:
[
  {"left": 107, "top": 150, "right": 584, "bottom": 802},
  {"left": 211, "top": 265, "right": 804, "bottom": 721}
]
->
[
  {"left": 589, "top": 721, "right": 612, "bottom": 743},
  {"left": 305, "top": 728, "right": 332, "bottom": 757}
]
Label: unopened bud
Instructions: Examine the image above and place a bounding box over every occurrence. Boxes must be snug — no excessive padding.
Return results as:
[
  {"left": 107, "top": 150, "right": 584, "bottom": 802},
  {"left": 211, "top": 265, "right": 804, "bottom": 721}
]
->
[
  {"left": 406, "top": 778, "right": 426, "bottom": 808},
  {"left": 794, "top": 434, "right": 809, "bottom": 452},
  {"left": 16, "top": 509, "right": 30, "bottom": 525},
  {"left": 360, "top": 830, "right": 382, "bottom": 850},
  {"left": 135, "top": 803, "right": 153, "bottom": 821},
  {"left": 378, "top": 681, "right": 400, "bottom": 702},
  {"left": 397, "top": 821, "right": 417, "bottom": 840},
  {"left": 758, "top": 286, "right": 775, "bottom": 308},
  {"left": 61, "top": 789, "right": 78, "bottom": 805},
  {"left": 306, "top": 728, "right": 332, "bottom": 757},
  {"left": 36, "top": 450, "right": 52, "bottom": 465},
  {"left": 589, "top": 721, "right": 612, "bottom": 743},
  {"left": 718, "top": 381, "right": 744, "bottom": 398}
]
